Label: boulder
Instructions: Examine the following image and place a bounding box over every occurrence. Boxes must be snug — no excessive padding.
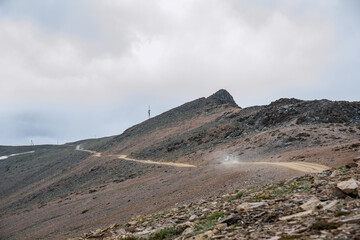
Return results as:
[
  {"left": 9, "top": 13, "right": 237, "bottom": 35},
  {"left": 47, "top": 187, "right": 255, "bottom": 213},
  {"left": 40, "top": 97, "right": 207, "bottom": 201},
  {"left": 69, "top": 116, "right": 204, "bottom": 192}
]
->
[
  {"left": 336, "top": 178, "right": 359, "bottom": 196},
  {"left": 300, "top": 197, "right": 321, "bottom": 211},
  {"left": 175, "top": 222, "right": 194, "bottom": 233},
  {"left": 181, "top": 227, "right": 194, "bottom": 236}
]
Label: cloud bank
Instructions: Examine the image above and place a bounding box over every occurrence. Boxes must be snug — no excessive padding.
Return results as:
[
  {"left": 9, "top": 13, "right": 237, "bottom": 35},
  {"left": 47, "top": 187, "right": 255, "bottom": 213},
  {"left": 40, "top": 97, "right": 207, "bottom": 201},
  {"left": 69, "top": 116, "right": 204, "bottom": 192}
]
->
[{"left": 0, "top": 0, "right": 359, "bottom": 145}]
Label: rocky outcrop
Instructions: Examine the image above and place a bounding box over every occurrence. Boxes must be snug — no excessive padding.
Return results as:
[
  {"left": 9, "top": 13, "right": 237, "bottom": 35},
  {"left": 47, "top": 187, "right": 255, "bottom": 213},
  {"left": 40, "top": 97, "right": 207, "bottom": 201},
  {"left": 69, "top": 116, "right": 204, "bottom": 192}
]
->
[
  {"left": 207, "top": 89, "right": 238, "bottom": 106},
  {"left": 238, "top": 99, "right": 360, "bottom": 130}
]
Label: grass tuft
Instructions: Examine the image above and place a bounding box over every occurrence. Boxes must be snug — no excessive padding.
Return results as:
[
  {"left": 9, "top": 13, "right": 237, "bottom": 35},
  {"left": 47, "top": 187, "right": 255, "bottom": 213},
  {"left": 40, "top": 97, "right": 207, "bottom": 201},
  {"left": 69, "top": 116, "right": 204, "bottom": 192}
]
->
[
  {"left": 151, "top": 227, "right": 179, "bottom": 240},
  {"left": 335, "top": 211, "right": 351, "bottom": 217},
  {"left": 311, "top": 221, "right": 342, "bottom": 231},
  {"left": 228, "top": 191, "right": 244, "bottom": 201}
]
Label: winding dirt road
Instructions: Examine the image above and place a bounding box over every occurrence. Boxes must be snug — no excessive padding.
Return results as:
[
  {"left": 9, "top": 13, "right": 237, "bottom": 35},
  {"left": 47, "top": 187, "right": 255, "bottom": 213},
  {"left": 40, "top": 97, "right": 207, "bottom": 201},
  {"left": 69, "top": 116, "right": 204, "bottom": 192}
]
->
[
  {"left": 116, "top": 155, "right": 197, "bottom": 168},
  {"left": 75, "top": 145, "right": 102, "bottom": 157},
  {"left": 242, "top": 161, "right": 330, "bottom": 173},
  {"left": 75, "top": 145, "right": 196, "bottom": 168},
  {"left": 76, "top": 145, "right": 329, "bottom": 172}
]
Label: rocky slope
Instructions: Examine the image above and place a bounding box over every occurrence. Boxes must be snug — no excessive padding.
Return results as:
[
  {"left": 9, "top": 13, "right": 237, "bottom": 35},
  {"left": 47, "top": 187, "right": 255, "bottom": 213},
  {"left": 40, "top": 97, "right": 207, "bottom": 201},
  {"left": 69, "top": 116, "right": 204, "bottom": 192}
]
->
[
  {"left": 74, "top": 159, "right": 360, "bottom": 240},
  {"left": 1, "top": 90, "right": 360, "bottom": 239}
]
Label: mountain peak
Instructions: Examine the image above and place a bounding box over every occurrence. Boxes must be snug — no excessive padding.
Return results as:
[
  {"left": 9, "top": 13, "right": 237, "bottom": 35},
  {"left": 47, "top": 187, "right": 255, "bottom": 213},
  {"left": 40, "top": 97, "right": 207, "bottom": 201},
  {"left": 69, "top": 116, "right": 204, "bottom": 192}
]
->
[{"left": 207, "top": 89, "right": 238, "bottom": 106}]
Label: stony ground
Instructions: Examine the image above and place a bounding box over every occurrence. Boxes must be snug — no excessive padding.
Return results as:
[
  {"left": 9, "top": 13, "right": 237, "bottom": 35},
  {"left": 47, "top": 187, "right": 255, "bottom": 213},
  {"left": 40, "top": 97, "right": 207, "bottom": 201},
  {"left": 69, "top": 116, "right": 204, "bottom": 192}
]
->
[{"left": 72, "top": 157, "right": 360, "bottom": 240}]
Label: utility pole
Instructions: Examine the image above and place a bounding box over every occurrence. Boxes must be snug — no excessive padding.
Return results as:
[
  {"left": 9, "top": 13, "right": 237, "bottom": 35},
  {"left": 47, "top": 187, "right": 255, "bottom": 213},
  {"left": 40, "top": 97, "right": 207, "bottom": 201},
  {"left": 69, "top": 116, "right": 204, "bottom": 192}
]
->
[
  {"left": 30, "top": 140, "right": 34, "bottom": 146},
  {"left": 148, "top": 105, "right": 151, "bottom": 119}
]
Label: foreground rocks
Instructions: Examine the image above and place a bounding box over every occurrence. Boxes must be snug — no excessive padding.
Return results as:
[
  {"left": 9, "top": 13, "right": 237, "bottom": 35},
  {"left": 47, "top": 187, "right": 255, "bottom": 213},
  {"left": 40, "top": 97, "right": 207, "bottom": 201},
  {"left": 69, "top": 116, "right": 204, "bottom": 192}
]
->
[{"left": 71, "top": 166, "right": 360, "bottom": 240}]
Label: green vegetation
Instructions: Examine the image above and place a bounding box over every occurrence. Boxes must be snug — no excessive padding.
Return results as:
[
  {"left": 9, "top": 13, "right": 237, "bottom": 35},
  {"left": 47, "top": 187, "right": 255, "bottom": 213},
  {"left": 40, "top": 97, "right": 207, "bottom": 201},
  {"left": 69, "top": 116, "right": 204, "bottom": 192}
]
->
[
  {"left": 140, "top": 218, "right": 149, "bottom": 224},
  {"left": 247, "top": 176, "right": 315, "bottom": 201},
  {"left": 194, "top": 212, "right": 224, "bottom": 232},
  {"left": 310, "top": 221, "right": 342, "bottom": 231},
  {"left": 265, "top": 185, "right": 275, "bottom": 190},
  {"left": 151, "top": 227, "right": 179, "bottom": 240},
  {"left": 278, "top": 179, "right": 286, "bottom": 187},
  {"left": 228, "top": 191, "right": 244, "bottom": 201},
  {"left": 338, "top": 166, "right": 351, "bottom": 173},
  {"left": 256, "top": 192, "right": 271, "bottom": 201},
  {"left": 123, "top": 237, "right": 138, "bottom": 240},
  {"left": 206, "top": 212, "right": 224, "bottom": 221},
  {"left": 227, "top": 223, "right": 243, "bottom": 233},
  {"left": 335, "top": 211, "right": 351, "bottom": 217}
]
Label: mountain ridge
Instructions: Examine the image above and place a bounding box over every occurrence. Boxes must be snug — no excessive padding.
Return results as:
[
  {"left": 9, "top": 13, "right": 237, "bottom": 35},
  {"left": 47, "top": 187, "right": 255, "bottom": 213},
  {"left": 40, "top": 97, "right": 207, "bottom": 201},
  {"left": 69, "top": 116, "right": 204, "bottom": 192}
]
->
[{"left": 1, "top": 90, "right": 360, "bottom": 239}]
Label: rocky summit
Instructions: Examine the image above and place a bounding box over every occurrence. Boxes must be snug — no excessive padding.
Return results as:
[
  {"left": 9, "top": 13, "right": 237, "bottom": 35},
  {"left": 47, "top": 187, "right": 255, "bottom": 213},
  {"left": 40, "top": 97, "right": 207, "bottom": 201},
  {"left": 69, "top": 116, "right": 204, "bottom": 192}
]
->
[{"left": 1, "top": 90, "right": 360, "bottom": 239}]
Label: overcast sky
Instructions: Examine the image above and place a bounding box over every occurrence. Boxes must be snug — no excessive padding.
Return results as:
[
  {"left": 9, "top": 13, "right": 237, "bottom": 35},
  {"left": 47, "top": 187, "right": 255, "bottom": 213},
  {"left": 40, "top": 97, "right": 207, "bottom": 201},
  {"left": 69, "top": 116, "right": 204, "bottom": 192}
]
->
[{"left": 0, "top": 0, "right": 359, "bottom": 145}]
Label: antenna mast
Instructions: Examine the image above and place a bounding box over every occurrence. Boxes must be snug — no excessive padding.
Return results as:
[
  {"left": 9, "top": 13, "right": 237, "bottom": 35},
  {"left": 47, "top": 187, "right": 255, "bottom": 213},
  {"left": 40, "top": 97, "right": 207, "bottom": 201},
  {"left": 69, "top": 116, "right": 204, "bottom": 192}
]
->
[{"left": 148, "top": 105, "right": 151, "bottom": 119}]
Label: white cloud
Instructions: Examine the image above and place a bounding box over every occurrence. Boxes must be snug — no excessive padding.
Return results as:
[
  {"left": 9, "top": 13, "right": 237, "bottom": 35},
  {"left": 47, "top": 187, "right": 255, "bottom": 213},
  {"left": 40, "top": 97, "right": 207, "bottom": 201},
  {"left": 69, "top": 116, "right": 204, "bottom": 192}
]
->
[{"left": 0, "top": 0, "right": 358, "bottom": 144}]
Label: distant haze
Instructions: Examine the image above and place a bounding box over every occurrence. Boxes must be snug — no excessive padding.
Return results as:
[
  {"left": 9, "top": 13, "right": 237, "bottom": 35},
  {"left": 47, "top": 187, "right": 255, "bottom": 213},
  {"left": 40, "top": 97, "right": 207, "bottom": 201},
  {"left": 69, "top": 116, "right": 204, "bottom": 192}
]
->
[{"left": 0, "top": 0, "right": 359, "bottom": 145}]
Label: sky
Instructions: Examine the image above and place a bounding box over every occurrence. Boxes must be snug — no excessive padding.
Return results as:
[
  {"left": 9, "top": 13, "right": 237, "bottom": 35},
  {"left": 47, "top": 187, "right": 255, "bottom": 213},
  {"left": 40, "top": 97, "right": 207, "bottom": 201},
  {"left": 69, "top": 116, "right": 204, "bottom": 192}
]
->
[{"left": 0, "top": 0, "right": 359, "bottom": 145}]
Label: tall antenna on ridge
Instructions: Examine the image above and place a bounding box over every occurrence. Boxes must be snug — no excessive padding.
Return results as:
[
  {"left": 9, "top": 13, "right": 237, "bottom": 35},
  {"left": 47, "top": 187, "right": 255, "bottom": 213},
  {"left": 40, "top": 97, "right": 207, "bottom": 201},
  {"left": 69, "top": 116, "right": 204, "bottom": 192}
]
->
[{"left": 148, "top": 105, "right": 151, "bottom": 119}]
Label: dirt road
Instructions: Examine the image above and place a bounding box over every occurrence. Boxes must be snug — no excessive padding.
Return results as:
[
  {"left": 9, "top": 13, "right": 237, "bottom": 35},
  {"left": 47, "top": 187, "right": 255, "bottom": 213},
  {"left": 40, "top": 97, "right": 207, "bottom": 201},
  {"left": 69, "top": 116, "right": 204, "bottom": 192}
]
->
[
  {"left": 75, "top": 145, "right": 102, "bottom": 157},
  {"left": 75, "top": 145, "right": 196, "bottom": 168},
  {"left": 76, "top": 145, "right": 329, "bottom": 172},
  {"left": 237, "top": 161, "right": 330, "bottom": 173},
  {"left": 116, "top": 155, "right": 197, "bottom": 168}
]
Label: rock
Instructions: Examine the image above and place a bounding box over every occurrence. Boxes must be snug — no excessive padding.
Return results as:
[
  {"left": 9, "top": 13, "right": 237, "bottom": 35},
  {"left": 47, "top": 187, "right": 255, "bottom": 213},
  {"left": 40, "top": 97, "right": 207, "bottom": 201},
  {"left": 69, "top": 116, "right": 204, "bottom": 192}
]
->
[
  {"left": 212, "top": 235, "right": 226, "bottom": 239},
  {"left": 336, "top": 178, "right": 359, "bottom": 196},
  {"left": 182, "top": 227, "right": 194, "bottom": 236},
  {"left": 189, "top": 230, "right": 214, "bottom": 240},
  {"left": 215, "top": 223, "right": 227, "bottom": 230},
  {"left": 266, "top": 237, "right": 280, "bottom": 240},
  {"left": 353, "top": 156, "right": 360, "bottom": 162},
  {"left": 176, "top": 222, "right": 194, "bottom": 233},
  {"left": 322, "top": 200, "right": 338, "bottom": 211},
  {"left": 207, "top": 89, "right": 238, "bottom": 106},
  {"left": 330, "top": 170, "right": 339, "bottom": 177},
  {"left": 345, "top": 162, "right": 358, "bottom": 168},
  {"left": 133, "top": 229, "right": 154, "bottom": 237},
  {"left": 90, "top": 229, "right": 104, "bottom": 237},
  {"left": 218, "top": 214, "right": 237, "bottom": 225},
  {"left": 237, "top": 202, "right": 268, "bottom": 211},
  {"left": 338, "top": 215, "right": 360, "bottom": 224},
  {"left": 127, "top": 220, "right": 138, "bottom": 226},
  {"left": 189, "top": 215, "right": 198, "bottom": 221},
  {"left": 331, "top": 184, "right": 348, "bottom": 198},
  {"left": 279, "top": 210, "right": 313, "bottom": 221},
  {"left": 300, "top": 196, "right": 321, "bottom": 211},
  {"left": 115, "top": 228, "right": 127, "bottom": 235}
]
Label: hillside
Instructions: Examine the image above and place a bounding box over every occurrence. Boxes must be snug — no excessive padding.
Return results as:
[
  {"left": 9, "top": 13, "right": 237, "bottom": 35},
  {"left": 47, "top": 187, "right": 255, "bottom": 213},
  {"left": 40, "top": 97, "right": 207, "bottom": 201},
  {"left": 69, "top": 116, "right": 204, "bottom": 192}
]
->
[
  {"left": 79, "top": 165, "right": 360, "bottom": 240},
  {"left": 0, "top": 90, "right": 359, "bottom": 239}
]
